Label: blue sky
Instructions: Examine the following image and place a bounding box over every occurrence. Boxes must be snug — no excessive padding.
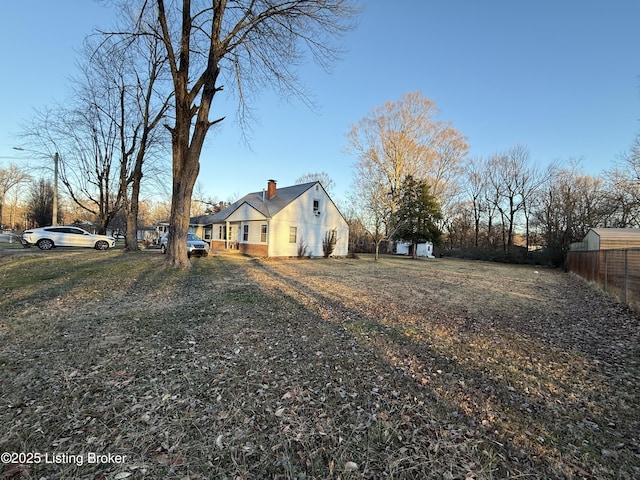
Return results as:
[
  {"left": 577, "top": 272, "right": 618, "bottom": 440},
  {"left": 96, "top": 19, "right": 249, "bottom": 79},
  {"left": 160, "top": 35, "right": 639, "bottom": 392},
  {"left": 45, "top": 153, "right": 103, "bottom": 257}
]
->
[{"left": 1, "top": 1, "right": 639, "bottom": 205}]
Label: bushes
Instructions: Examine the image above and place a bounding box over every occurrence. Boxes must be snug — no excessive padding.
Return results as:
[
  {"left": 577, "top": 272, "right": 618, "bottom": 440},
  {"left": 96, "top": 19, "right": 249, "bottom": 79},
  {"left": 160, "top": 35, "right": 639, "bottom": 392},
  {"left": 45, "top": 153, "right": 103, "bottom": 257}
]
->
[
  {"left": 322, "top": 230, "right": 337, "bottom": 258},
  {"left": 442, "top": 246, "right": 562, "bottom": 267},
  {"left": 297, "top": 237, "right": 309, "bottom": 258}
]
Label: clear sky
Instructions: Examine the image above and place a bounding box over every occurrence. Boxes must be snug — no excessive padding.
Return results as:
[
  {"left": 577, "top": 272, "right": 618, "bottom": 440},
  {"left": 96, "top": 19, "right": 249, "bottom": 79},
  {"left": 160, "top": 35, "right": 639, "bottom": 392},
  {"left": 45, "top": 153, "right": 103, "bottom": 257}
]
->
[{"left": 1, "top": 1, "right": 639, "bottom": 205}]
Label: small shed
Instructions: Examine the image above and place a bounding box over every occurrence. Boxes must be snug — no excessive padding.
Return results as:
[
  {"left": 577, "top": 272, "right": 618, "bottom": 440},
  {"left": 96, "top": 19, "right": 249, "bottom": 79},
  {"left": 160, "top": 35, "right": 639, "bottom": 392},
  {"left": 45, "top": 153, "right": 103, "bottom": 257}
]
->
[
  {"left": 395, "top": 241, "right": 435, "bottom": 258},
  {"left": 577, "top": 228, "right": 640, "bottom": 251}
]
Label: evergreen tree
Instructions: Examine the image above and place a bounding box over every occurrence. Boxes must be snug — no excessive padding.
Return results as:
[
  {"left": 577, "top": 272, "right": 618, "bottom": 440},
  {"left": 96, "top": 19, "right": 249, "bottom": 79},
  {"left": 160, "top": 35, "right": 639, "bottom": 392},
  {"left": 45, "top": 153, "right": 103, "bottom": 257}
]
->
[{"left": 392, "top": 175, "right": 443, "bottom": 258}]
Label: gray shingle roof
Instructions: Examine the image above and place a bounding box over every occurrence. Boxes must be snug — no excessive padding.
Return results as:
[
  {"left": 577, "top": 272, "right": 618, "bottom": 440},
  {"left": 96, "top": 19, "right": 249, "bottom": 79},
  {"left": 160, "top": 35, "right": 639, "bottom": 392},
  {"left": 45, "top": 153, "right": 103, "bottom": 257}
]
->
[{"left": 191, "top": 182, "right": 317, "bottom": 225}]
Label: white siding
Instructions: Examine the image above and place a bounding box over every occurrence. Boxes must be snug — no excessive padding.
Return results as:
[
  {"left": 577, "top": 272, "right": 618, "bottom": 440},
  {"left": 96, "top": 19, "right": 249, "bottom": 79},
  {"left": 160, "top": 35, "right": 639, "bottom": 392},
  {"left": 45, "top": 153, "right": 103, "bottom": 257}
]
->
[
  {"left": 396, "top": 241, "right": 434, "bottom": 257},
  {"left": 268, "top": 183, "right": 348, "bottom": 257},
  {"left": 240, "top": 220, "right": 268, "bottom": 245},
  {"left": 227, "top": 203, "right": 266, "bottom": 222}
]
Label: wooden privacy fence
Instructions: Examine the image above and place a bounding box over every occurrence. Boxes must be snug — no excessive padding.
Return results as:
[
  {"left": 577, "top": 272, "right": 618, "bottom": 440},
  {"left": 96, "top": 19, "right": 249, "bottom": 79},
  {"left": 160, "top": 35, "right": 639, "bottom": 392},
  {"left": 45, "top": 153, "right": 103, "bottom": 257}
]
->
[{"left": 567, "top": 248, "right": 640, "bottom": 311}]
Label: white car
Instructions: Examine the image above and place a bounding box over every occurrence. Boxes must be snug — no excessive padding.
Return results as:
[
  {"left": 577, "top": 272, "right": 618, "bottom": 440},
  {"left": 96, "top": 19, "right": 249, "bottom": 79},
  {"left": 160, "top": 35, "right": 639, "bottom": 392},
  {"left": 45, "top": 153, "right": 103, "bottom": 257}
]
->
[{"left": 22, "top": 226, "right": 116, "bottom": 251}]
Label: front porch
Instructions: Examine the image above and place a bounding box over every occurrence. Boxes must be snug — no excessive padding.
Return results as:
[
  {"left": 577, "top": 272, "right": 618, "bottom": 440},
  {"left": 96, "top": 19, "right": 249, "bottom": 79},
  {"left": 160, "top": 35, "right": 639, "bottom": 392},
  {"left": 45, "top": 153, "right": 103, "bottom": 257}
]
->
[{"left": 209, "top": 239, "right": 268, "bottom": 257}]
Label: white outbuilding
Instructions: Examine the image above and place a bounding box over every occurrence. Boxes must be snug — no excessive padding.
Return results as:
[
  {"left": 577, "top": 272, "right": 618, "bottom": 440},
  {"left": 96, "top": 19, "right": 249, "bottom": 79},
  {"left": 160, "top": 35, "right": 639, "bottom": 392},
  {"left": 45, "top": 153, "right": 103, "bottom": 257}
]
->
[{"left": 395, "top": 241, "right": 435, "bottom": 258}]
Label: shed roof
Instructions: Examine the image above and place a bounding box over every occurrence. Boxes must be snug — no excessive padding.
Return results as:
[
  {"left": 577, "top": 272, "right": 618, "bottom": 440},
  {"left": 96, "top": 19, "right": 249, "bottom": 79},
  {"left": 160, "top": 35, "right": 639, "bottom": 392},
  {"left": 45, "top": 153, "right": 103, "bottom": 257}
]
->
[{"left": 590, "top": 228, "right": 640, "bottom": 239}]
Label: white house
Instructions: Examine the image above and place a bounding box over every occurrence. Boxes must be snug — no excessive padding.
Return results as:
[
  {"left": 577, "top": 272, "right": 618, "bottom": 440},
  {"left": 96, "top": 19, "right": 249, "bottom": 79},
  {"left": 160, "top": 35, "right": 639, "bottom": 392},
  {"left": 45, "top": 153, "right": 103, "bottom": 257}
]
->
[
  {"left": 395, "top": 241, "right": 435, "bottom": 258},
  {"left": 190, "top": 180, "right": 349, "bottom": 257}
]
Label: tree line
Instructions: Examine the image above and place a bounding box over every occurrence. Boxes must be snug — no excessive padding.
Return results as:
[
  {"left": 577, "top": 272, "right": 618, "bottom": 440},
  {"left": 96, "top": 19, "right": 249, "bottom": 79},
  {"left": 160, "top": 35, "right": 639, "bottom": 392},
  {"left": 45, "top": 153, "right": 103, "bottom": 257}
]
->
[
  {"left": 5, "top": 86, "right": 639, "bottom": 269},
  {"left": 344, "top": 92, "right": 640, "bottom": 266}
]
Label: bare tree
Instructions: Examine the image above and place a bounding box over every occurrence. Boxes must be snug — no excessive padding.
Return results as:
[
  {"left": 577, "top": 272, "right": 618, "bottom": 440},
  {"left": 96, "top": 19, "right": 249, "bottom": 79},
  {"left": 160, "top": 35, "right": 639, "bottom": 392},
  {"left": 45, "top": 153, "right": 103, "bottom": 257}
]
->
[
  {"left": 482, "top": 145, "right": 537, "bottom": 251},
  {"left": 347, "top": 92, "right": 468, "bottom": 210},
  {"left": 0, "top": 164, "right": 30, "bottom": 229},
  {"left": 619, "top": 130, "right": 640, "bottom": 183},
  {"left": 21, "top": 7, "right": 172, "bottom": 239},
  {"left": 347, "top": 92, "right": 467, "bottom": 256},
  {"left": 463, "top": 157, "right": 487, "bottom": 248},
  {"left": 602, "top": 168, "right": 640, "bottom": 227},
  {"left": 94, "top": 10, "right": 173, "bottom": 250},
  {"left": 128, "top": 0, "right": 358, "bottom": 268},
  {"left": 350, "top": 160, "right": 393, "bottom": 260},
  {"left": 483, "top": 155, "right": 504, "bottom": 249},
  {"left": 444, "top": 199, "right": 475, "bottom": 249},
  {"left": 26, "top": 179, "right": 55, "bottom": 228},
  {"left": 601, "top": 131, "right": 640, "bottom": 227},
  {"left": 519, "top": 160, "right": 558, "bottom": 251},
  {"left": 295, "top": 171, "right": 336, "bottom": 196},
  {"left": 533, "top": 163, "right": 606, "bottom": 265},
  {"left": 488, "top": 146, "right": 526, "bottom": 250},
  {"left": 22, "top": 99, "right": 121, "bottom": 234}
]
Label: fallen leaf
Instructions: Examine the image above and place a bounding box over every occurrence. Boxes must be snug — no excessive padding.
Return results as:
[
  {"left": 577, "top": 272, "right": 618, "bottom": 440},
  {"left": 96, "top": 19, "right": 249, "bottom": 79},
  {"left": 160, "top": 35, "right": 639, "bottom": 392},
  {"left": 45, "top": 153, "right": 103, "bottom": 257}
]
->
[
  {"left": 345, "top": 461, "right": 358, "bottom": 472},
  {"left": 154, "top": 453, "right": 170, "bottom": 466},
  {"left": 2, "top": 464, "right": 28, "bottom": 480}
]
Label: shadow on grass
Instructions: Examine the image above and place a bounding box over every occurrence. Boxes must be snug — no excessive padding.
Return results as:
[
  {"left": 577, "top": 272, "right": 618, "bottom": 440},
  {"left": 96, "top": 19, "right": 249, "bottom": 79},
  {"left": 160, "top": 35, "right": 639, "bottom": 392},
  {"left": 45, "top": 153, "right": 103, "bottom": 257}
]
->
[
  {"left": 243, "top": 257, "right": 640, "bottom": 479},
  {"left": 0, "top": 253, "right": 638, "bottom": 479}
]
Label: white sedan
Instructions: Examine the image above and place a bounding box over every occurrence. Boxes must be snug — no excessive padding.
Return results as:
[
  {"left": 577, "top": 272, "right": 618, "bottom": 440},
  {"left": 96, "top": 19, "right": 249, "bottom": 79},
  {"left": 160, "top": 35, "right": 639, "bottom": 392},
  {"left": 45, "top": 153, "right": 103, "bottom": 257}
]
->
[{"left": 22, "top": 226, "right": 116, "bottom": 251}]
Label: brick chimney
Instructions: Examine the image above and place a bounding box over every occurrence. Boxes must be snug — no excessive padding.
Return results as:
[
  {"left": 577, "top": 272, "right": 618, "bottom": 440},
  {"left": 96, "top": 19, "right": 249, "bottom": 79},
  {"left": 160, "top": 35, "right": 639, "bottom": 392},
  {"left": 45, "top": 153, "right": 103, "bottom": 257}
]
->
[{"left": 267, "top": 179, "right": 277, "bottom": 200}]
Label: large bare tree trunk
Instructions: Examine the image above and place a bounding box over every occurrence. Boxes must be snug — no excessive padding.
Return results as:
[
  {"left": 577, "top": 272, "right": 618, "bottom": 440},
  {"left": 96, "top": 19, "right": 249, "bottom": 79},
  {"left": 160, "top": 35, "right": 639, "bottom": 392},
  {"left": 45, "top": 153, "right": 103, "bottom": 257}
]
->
[
  {"left": 124, "top": 164, "right": 142, "bottom": 252},
  {"left": 158, "top": 0, "right": 220, "bottom": 268},
  {"left": 167, "top": 149, "right": 199, "bottom": 267},
  {"left": 152, "top": 0, "right": 356, "bottom": 267}
]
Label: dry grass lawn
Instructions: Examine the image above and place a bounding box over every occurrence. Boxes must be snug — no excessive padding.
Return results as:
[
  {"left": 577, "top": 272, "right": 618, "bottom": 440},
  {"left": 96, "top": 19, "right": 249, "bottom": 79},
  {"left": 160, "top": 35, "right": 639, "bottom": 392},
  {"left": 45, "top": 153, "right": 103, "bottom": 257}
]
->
[{"left": 0, "top": 249, "right": 638, "bottom": 479}]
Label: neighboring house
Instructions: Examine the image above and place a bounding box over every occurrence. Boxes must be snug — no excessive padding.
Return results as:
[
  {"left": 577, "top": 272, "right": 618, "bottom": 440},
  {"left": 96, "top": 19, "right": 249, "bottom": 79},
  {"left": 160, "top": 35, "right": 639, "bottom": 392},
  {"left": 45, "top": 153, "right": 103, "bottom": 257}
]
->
[
  {"left": 395, "top": 241, "right": 435, "bottom": 258},
  {"left": 107, "top": 223, "right": 168, "bottom": 245},
  {"left": 189, "top": 180, "right": 349, "bottom": 257},
  {"left": 570, "top": 228, "right": 640, "bottom": 251}
]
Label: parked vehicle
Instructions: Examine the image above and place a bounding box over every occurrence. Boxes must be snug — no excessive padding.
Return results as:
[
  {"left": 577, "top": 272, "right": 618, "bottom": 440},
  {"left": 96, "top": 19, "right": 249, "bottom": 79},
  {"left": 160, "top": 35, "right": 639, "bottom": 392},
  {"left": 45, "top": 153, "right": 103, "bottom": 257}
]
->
[
  {"left": 22, "top": 226, "right": 116, "bottom": 251},
  {"left": 160, "top": 232, "right": 209, "bottom": 257}
]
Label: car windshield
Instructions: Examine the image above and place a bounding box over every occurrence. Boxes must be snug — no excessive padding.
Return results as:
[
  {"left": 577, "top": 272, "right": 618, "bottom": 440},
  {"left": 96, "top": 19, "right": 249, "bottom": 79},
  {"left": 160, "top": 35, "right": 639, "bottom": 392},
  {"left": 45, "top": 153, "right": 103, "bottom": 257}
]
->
[{"left": 187, "top": 233, "right": 203, "bottom": 241}]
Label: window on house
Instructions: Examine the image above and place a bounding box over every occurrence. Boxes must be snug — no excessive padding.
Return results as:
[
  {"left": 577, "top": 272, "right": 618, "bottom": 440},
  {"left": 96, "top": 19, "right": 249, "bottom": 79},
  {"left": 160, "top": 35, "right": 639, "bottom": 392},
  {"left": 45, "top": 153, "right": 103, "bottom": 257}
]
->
[
  {"left": 313, "top": 199, "right": 320, "bottom": 214},
  {"left": 243, "top": 224, "right": 249, "bottom": 242},
  {"left": 219, "top": 225, "right": 225, "bottom": 240},
  {"left": 289, "top": 227, "right": 297, "bottom": 243},
  {"left": 260, "top": 224, "right": 267, "bottom": 243}
]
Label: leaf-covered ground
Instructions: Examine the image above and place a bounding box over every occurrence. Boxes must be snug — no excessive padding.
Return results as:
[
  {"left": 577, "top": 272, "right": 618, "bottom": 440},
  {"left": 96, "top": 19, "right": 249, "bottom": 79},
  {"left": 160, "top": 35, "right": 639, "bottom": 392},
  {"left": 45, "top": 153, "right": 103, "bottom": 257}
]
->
[{"left": 0, "top": 249, "right": 638, "bottom": 479}]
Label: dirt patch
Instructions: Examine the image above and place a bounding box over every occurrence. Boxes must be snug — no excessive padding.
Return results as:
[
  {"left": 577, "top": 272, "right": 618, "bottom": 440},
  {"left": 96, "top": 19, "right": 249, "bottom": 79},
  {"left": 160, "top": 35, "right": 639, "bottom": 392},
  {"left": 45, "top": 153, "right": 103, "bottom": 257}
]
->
[{"left": 0, "top": 251, "right": 638, "bottom": 479}]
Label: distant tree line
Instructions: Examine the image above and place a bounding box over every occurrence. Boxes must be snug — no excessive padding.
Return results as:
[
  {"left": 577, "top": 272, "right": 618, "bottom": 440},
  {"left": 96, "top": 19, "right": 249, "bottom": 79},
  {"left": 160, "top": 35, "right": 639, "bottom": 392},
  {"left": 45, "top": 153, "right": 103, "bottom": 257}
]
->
[{"left": 345, "top": 92, "right": 640, "bottom": 266}]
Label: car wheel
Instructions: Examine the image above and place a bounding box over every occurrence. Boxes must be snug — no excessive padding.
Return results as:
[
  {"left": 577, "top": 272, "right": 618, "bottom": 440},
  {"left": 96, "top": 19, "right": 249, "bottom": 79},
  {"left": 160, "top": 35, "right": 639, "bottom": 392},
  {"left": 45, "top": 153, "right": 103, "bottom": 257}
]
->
[
  {"left": 160, "top": 244, "right": 166, "bottom": 254},
  {"left": 37, "top": 239, "right": 54, "bottom": 250},
  {"left": 95, "top": 241, "right": 109, "bottom": 250}
]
